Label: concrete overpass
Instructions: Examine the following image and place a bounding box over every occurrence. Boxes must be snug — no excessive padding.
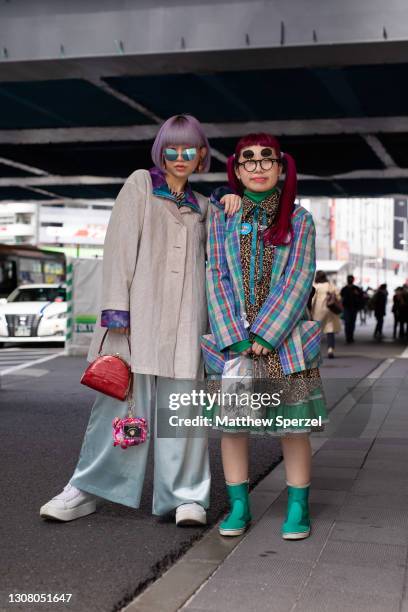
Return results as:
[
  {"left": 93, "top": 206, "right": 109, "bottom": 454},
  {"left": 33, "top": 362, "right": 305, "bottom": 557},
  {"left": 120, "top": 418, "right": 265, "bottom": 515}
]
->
[{"left": 0, "top": 0, "right": 408, "bottom": 202}]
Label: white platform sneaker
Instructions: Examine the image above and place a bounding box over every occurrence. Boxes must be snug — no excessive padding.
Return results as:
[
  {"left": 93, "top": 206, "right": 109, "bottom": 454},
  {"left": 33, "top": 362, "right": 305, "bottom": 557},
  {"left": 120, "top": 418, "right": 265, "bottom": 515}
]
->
[
  {"left": 175, "top": 502, "right": 207, "bottom": 526},
  {"left": 40, "top": 483, "right": 97, "bottom": 522}
]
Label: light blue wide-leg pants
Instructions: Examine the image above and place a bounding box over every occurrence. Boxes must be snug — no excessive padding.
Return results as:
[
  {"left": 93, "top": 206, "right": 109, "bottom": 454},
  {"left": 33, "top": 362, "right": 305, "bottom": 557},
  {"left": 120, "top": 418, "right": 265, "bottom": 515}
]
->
[{"left": 70, "top": 374, "right": 210, "bottom": 515}]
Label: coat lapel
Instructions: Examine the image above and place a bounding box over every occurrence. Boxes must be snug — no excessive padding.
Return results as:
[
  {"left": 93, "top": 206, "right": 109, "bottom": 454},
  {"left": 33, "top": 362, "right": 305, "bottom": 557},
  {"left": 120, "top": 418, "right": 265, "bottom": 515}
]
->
[
  {"left": 159, "top": 198, "right": 186, "bottom": 223},
  {"left": 148, "top": 166, "right": 202, "bottom": 224}
]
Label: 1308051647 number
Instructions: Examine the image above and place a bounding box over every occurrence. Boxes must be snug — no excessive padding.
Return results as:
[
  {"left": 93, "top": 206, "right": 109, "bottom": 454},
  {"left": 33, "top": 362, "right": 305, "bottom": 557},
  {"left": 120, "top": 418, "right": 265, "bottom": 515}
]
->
[{"left": 9, "top": 593, "right": 73, "bottom": 604}]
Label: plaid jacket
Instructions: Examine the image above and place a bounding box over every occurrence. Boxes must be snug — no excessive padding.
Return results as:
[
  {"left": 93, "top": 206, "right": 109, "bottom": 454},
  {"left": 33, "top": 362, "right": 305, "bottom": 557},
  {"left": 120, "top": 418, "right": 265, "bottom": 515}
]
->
[{"left": 203, "top": 197, "right": 323, "bottom": 375}]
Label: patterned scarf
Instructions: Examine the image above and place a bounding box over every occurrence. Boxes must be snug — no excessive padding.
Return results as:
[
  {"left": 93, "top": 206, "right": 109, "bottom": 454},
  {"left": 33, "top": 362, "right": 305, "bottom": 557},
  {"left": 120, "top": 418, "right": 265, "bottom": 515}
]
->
[
  {"left": 170, "top": 189, "right": 185, "bottom": 206},
  {"left": 242, "top": 189, "right": 280, "bottom": 225},
  {"left": 242, "top": 189, "right": 280, "bottom": 305}
]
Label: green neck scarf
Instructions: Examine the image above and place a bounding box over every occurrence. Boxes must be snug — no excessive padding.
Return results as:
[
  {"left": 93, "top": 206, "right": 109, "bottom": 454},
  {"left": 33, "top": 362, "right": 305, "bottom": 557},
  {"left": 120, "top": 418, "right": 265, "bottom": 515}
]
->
[{"left": 244, "top": 186, "right": 277, "bottom": 204}]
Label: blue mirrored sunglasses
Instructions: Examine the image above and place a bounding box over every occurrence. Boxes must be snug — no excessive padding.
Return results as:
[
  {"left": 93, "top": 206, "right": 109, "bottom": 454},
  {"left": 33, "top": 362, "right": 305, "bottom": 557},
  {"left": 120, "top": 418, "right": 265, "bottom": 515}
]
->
[{"left": 163, "top": 147, "right": 198, "bottom": 162}]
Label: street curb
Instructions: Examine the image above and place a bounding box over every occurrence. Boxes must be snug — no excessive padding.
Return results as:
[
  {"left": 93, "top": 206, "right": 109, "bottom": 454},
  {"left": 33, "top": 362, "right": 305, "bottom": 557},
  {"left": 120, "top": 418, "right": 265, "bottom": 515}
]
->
[{"left": 121, "top": 358, "right": 395, "bottom": 612}]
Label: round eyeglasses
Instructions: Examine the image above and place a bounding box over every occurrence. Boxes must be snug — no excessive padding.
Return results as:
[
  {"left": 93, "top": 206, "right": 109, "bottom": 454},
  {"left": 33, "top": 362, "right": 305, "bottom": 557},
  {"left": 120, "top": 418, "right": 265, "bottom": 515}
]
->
[{"left": 237, "top": 158, "right": 280, "bottom": 172}]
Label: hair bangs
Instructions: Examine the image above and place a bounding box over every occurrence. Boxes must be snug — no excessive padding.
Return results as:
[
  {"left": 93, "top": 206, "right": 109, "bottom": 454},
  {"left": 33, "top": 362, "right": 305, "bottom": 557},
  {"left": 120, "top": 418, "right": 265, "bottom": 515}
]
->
[
  {"left": 151, "top": 114, "right": 211, "bottom": 172},
  {"left": 161, "top": 121, "right": 203, "bottom": 149},
  {"left": 235, "top": 133, "right": 281, "bottom": 157}
]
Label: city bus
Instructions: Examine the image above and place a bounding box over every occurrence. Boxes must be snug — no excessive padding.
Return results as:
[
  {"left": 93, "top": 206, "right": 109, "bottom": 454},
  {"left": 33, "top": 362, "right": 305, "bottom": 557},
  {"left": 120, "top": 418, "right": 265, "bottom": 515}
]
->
[{"left": 0, "top": 245, "right": 66, "bottom": 298}]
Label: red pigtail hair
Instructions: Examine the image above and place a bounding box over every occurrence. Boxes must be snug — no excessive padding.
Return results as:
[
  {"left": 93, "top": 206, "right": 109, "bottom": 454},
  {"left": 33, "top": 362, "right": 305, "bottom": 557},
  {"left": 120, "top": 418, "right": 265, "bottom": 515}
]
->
[
  {"left": 226, "top": 154, "right": 242, "bottom": 195},
  {"left": 263, "top": 151, "right": 297, "bottom": 247}
]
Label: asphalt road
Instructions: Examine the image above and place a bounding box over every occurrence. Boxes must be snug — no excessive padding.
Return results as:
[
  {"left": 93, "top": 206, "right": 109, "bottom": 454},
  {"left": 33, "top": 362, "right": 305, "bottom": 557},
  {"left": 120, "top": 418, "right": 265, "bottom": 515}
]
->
[
  {"left": 0, "top": 341, "right": 389, "bottom": 612},
  {"left": 0, "top": 346, "right": 62, "bottom": 374}
]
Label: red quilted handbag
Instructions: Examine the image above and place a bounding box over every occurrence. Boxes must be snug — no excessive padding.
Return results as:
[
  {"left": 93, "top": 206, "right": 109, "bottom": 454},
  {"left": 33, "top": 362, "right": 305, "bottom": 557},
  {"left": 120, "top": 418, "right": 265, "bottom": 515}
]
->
[{"left": 80, "top": 329, "right": 132, "bottom": 401}]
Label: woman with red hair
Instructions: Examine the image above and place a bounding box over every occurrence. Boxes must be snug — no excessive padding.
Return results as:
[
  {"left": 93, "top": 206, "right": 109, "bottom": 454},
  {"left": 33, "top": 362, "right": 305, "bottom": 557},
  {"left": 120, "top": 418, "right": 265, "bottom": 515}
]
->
[{"left": 203, "top": 133, "right": 329, "bottom": 540}]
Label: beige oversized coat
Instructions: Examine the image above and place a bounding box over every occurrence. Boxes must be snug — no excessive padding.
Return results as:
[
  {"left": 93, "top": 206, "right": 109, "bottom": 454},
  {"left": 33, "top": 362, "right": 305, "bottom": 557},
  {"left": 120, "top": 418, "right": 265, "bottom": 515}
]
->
[
  {"left": 87, "top": 169, "right": 209, "bottom": 379},
  {"left": 311, "top": 281, "right": 342, "bottom": 334}
]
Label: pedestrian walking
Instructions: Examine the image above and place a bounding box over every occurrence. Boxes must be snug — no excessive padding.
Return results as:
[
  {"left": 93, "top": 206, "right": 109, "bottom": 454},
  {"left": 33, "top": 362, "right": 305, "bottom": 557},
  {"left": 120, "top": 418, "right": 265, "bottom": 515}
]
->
[
  {"left": 340, "top": 275, "right": 363, "bottom": 343},
  {"left": 392, "top": 287, "right": 406, "bottom": 339},
  {"left": 40, "top": 114, "right": 241, "bottom": 525},
  {"left": 372, "top": 283, "right": 388, "bottom": 340},
  {"left": 311, "top": 271, "right": 342, "bottom": 358},
  {"left": 202, "top": 133, "right": 329, "bottom": 541},
  {"left": 401, "top": 285, "right": 408, "bottom": 339}
]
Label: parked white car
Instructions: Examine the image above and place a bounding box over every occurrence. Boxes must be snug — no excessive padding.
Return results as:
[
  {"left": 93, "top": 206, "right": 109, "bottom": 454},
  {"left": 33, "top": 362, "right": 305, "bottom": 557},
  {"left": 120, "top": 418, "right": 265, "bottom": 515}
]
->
[{"left": 0, "top": 283, "right": 67, "bottom": 344}]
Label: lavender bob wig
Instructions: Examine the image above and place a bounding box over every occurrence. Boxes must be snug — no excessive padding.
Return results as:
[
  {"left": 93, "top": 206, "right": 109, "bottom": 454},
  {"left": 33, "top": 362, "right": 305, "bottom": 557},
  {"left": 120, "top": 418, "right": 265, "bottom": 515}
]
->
[{"left": 151, "top": 114, "right": 211, "bottom": 172}]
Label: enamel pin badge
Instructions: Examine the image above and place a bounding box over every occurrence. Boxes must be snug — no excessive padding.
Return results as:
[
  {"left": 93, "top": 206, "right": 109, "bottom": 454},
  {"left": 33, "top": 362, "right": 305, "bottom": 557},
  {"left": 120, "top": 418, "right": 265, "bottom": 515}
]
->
[{"left": 240, "top": 222, "right": 252, "bottom": 235}]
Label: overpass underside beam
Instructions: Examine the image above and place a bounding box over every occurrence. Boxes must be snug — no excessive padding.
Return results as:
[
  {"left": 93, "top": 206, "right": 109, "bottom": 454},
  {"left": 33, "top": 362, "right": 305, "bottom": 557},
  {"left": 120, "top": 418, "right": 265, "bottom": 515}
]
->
[{"left": 1, "top": 0, "right": 408, "bottom": 80}]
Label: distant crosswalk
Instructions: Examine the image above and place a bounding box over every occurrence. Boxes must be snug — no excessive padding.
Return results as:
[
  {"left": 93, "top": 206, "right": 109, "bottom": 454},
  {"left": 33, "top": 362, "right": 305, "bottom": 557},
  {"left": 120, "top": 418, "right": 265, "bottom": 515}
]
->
[{"left": 0, "top": 347, "right": 64, "bottom": 375}]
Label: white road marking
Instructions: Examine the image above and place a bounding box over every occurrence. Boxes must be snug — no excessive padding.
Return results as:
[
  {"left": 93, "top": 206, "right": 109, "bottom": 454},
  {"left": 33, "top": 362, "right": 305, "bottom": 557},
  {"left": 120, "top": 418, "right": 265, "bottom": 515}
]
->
[
  {"left": 0, "top": 346, "right": 59, "bottom": 350},
  {"left": 0, "top": 351, "right": 64, "bottom": 376},
  {"left": 0, "top": 353, "right": 56, "bottom": 360}
]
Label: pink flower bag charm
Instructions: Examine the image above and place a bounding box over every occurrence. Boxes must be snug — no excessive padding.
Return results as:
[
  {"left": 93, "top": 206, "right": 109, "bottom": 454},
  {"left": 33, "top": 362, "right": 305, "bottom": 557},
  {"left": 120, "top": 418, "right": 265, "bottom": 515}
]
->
[
  {"left": 112, "top": 415, "right": 148, "bottom": 449},
  {"left": 112, "top": 376, "right": 148, "bottom": 449}
]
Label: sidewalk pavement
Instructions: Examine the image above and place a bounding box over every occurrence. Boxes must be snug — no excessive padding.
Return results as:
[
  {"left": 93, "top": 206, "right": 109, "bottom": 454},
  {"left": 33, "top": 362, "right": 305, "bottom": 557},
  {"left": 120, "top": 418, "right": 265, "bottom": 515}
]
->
[{"left": 125, "top": 352, "right": 408, "bottom": 612}]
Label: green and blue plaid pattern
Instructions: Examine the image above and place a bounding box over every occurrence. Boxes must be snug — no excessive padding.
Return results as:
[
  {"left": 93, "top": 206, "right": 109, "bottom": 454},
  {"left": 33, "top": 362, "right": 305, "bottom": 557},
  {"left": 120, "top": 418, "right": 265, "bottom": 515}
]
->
[
  {"left": 204, "top": 198, "right": 322, "bottom": 375},
  {"left": 206, "top": 203, "right": 249, "bottom": 350}
]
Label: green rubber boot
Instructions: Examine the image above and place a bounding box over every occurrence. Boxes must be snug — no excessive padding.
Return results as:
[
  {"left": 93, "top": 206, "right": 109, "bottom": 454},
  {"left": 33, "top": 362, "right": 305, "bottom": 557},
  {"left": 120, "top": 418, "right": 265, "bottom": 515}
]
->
[
  {"left": 281, "top": 483, "right": 311, "bottom": 540},
  {"left": 219, "top": 480, "right": 252, "bottom": 537}
]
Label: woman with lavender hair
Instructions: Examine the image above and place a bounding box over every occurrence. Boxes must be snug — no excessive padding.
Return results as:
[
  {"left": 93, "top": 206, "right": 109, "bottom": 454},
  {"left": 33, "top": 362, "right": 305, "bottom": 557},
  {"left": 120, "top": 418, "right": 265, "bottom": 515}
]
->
[{"left": 40, "top": 114, "right": 241, "bottom": 526}]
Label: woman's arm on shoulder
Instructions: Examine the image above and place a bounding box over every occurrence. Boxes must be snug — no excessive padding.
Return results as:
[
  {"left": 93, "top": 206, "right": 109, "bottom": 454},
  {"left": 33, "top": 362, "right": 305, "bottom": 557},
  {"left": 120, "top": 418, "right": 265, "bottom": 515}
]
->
[{"left": 209, "top": 186, "right": 241, "bottom": 216}]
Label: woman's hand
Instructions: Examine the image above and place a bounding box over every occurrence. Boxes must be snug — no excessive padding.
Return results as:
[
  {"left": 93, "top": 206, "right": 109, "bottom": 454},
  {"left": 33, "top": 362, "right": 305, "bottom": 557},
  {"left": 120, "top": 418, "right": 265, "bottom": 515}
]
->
[
  {"left": 251, "top": 341, "right": 271, "bottom": 356},
  {"left": 109, "top": 327, "right": 130, "bottom": 334},
  {"left": 220, "top": 194, "right": 242, "bottom": 217}
]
